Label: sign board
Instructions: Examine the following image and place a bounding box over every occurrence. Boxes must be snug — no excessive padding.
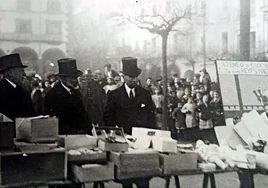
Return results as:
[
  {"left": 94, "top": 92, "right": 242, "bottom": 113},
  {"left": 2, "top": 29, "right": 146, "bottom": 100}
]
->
[{"left": 216, "top": 60, "right": 268, "bottom": 117}]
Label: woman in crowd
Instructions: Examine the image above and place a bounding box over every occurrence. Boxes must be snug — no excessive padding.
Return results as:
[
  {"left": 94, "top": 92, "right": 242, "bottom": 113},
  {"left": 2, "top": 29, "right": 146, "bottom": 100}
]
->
[{"left": 197, "top": 94, "right": 217, "bottom": 144}]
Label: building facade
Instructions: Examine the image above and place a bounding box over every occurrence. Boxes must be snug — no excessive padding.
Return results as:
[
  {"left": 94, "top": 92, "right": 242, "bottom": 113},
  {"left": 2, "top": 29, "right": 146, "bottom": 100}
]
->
[{"left": 0, "top": 0, "right": 69, "bottom": 75}]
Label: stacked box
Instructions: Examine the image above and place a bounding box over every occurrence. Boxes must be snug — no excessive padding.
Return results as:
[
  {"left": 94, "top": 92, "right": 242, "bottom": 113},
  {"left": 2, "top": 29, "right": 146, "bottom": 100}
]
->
[
  {"left": 109, "top": 151, "right": 161, "bottom": 180},
  {"left": 16, "top": 117, "right": 58, "bottom": 143},
  {"left": 0, "top": 122, "right": 14, "bottom": 148},
  {"left": 14, "top": 140, "right": 58, "bottom": 152},
  {"left": 159, "top": 152, "right": 198, "bottom": 175},
  {"left": 71, "top": 162, "right": 114, "bottom": 182},
  {"left": 0, "top": 150, "right": 67, "bottom": 186},
  {"left": 98, "top": 138, "right": 129, "bottom": 152},
  {"left": 59, "top": 135, "right": 106, "bottom": 163}
]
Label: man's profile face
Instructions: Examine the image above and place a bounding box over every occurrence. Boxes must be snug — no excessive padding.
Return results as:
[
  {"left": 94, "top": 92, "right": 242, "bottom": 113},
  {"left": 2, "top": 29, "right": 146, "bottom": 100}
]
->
[
  {"left": 62, "top": 75, "right": 79, "bottom": 89},
  {"left": 8, "top": 67, "right": 26, "bottom": 85},
  {"left": 123, "top": 74, "right": 138, "bottom": 88}
]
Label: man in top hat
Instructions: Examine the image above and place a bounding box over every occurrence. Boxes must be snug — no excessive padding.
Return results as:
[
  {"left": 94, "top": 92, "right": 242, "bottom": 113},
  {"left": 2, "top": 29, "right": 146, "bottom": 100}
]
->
[
  {"left": 104, "top": 57, "right": 156, "bottom": 134},
  {"left": 0, "top": 53, "right": 36, "bottom": 121},
  {"left": 44, "top": 58, "right": 91, "bottom": 135},
  {"left": 103, "top": 57, "right": 155, "bottom": 188}
]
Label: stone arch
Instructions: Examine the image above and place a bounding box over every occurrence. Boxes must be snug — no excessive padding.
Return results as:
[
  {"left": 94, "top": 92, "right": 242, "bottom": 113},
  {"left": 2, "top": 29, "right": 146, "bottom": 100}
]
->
[
  {"left": 42, "top": 48, "right": 66, "bottom": 74},
  {"left": 11, "top": 46, "right": 38, "bottom": 73},
  {"left": 0, "top": 48, "right": 5, "bottom": 58}
]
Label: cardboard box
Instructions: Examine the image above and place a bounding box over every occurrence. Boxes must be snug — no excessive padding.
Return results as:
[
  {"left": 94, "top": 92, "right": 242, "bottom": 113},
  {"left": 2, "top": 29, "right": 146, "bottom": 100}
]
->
[
  {"left": 132, "top": 127, "right": 171, "bottom": 138},
  {"left": 0, "top": 122, "right": 14, "bottom": 148},
  {"left": 0, "top": 150, "right": 67, "bottom": 185},
  {"left": 14, "top": 140, "right": 58, "bottom": 152},
  {"left": 68, "top": 151, "right": 107, "bottom": 164},
  {"left": 98, "top": 139, "right": 128, "bottom": 152},
  {"left": 58, "top": 135, "right": 97, "bottom": 150},
  {"left": 115, "top": 167, "right": 161, "bottom": 180},
  {"left": 16, "top": 117, "right": 58, "bottom": 143},
  {"left": 70, "top": 162, "right": 114, "bottom": 182},
  {"left": 159, "top": 152, "right": 198, "bottom": 175},
  {"left": 152, "top": 137, "right": 177, "bottom": 153},
  {"left": 109, "top": 150, "right": 159, "bottom": 172}
]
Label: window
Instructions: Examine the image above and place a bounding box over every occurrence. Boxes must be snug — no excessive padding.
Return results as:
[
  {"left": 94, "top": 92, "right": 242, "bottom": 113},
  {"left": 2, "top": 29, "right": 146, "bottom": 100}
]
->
[
  {"left": 152, "top": 38, "right": 156, "bottom": 53},
  {"left": 153, "top": 5, "right": 157, "bottom": 15},
  {"left": 143, "top": 40, "right": 147, "bottom": 53},
  {"left": 17, "top": 0, "right": 31, "bottom": 11},
  {"left": 121, "top": 37, "right": 125, "bottom": 47},
  {"left": 16, "top": 19, "right": 32, "bottom": 33},
  {"left": 222, "top": 0, "right": 228, "bottom": 12},
  {"left": 135, "top": 41, "right": 140, "bottom": 52},
  {"left": 46, "top": 20, "right": 62, "bottom": 34},
  {"left": 222, "top": 32, "right": 228, "bottom": 54},
  {"left": 47, "top": 0, "right": 61, "bottom": 12},
  {"left": 250, "top": 31, "right": 256, "bottom": 58},
  {"left": 174, "top": 34, "right": 178, "bottom": 52},
  {"left": 251, "top": 0, "right": 255, "bottom": 17},
  {"left": 166, "top": 1, "right": 171, "bottom": 12}
]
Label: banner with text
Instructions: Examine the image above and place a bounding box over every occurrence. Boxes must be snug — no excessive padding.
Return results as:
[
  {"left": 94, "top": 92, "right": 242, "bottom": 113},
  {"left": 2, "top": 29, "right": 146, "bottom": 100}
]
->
[{"left": 217, "top": 60, "right": 268, "bottom": 75}]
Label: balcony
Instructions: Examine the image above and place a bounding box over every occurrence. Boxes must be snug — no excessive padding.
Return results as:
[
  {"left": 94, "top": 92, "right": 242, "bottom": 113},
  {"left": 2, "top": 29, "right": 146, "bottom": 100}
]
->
[{"left": 0, "top": 33, "right": 67, "bottom": 44}]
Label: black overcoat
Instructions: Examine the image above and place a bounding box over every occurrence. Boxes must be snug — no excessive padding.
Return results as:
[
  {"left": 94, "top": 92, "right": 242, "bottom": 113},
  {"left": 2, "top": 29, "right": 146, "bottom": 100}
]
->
[
  {"left": 44, "top": 82, "right": 91, "bottom": 134},
  {"left": 0, "top": 78, "right": 36, "bottom": 121},
  {"left": 103, "top": 84, "right": 156, "bottom": 135}
]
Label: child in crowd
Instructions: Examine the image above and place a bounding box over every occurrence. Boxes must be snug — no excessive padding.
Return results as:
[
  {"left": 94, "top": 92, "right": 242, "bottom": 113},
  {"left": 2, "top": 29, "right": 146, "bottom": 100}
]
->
[
  {"left": 152, "top": 87, "right": 164, "bottom": 129},
  {"left": 181, "top": 97, "right": 199, "bottom": 142},
  {"left": 197, "top": 94, "right": 217, "bottom": 144},
  {"left": 172, "top": 101, "right": 186, "bottom": 140},
  {"left": 103, "top": 77, "right": 118, "bottom": 94}
]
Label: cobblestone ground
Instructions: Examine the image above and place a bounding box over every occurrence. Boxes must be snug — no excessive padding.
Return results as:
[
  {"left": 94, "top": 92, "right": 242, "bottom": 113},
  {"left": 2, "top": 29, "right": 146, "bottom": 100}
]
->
[{"left": 85, "top": 172, "right": 268, "bottom": 188}]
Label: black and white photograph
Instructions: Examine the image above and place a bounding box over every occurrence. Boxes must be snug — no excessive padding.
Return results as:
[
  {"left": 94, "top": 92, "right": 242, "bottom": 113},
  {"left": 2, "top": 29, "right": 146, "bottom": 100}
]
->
[{"left": 0, "top": 0, "right": 268, "bottom": 188}]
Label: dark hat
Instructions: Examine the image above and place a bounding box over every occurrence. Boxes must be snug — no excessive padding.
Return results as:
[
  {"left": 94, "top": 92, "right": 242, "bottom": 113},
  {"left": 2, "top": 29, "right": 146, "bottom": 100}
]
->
[
  {"left": 120, "top": 57, "right": 141, "bottom": 77},
  {"left": 0, "top": 53, "right": 27, "bottom": 72},
  {"left": 200, "top": 68, "right": 207, "bottom": 73},
  {"left": 57, "top": 58, "right": 82, "bottom": 77}
]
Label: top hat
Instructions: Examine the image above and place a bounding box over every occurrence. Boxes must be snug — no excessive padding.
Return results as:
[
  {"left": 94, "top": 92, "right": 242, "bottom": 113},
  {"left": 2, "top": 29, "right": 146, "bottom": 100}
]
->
[
  {"left": 120, "top": 57, "right": 141, "bottom": 77},
  {"left": 57, "top": 58, "right": 82, "bottom": 77},
  {"left": 0, "top": 53, "right": 27, "bottom": 72}
]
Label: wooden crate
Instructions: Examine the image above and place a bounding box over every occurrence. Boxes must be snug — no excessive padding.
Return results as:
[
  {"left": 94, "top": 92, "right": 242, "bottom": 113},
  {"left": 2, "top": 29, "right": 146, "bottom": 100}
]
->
[
  {"left": 159, "top": 152, "right": 198, "bottom": 175},
  {"left": 68, "top": 152, "right": 107, "bottom": 164},
  {"left": 16, "top": 117, "right": 58, "bottom": 143},
  {"left": 70, "top": 162, "right": 114, "bottom": 182},
  {"left": 0, "top": 122, "right": 14, "bottom": 148},
  {"left": 0, "top": 150, "right": 67, "bottom": 185},
  {"left": 14, "top": 140, "right": 58, "bottom": 152},
  {"left": 98, "top": 139, "right": 128, "bottom": 152},
  {"left": 115, "top": 167, "right": 161, "bottom": 180},
  {"left": 109, "top": 151, "right": 159, "bottom": 172},
  {"left": 58, "top": 135, "right": 97, "bottom": 150}
]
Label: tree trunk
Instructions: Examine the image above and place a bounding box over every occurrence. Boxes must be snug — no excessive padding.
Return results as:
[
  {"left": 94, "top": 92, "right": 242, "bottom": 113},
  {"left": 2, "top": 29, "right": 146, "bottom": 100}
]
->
[{"left": 161, "top": 34, "right": 168, "bottom": 130}]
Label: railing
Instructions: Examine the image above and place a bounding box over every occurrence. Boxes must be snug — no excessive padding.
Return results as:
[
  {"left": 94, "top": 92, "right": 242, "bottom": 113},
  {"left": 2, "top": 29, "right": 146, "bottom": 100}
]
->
[{"left": 0, "top": 33, "right": 67, "bottom": 43}]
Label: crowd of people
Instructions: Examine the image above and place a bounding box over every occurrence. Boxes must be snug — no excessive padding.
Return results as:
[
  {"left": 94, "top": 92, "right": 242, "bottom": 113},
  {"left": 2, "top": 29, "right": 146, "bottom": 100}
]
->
[
  {"left": 145, "top": 69, "right": 225, "bottom": 143},
  {"left": 0, "top": 53, "right": 225, "bottom": 143}
]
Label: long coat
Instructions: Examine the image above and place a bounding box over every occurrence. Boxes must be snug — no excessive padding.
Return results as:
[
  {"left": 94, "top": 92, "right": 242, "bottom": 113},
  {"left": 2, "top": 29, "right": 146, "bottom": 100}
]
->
[
  {"left": 44, "top": 82, "right": 91, "bottom": 135},
  {"left": 103, "top": 84, "right": 156, "bottom": 135},
  {"left": 0, "top": 78, "right": 36, "bottom": 121}
]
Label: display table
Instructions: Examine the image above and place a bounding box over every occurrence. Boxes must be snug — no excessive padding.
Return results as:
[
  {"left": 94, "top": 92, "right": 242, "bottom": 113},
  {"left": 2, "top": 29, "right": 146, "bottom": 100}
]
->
[{"left": 163, "top": 168, "right": 238, "bottom": 188}]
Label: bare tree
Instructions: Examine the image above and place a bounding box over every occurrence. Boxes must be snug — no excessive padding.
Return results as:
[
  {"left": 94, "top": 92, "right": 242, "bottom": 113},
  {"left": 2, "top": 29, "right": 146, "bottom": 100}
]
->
[{"left": 111, "top": 0, "right": 198, "bottom": 129}]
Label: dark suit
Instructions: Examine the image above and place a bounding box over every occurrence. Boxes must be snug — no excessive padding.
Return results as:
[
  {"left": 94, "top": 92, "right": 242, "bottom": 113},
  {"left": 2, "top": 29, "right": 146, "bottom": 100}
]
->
[
  {"left": 103, "top": 84, "right": 156, "bottom": 135},
  {"left": 0, "top": 78, "right": 36, "bottom": 121},
  {"left": 44, "top": 82, "right": 91, "bottom": 135},
  {"left": 31, "top": 89, "right": 44, "bottom": 115}
]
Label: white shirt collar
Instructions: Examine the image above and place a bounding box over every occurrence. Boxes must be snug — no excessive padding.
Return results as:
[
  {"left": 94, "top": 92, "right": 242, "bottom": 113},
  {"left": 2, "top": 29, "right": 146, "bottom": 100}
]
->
[
  {"left": 61, "top": 81, "right": 72, "bottom": 94},
  {"left": 124, "top": 83, "right": 135, "bottom": 98},
  {"left": 5, "top": 78, "right": 16, "bottom": 88}
]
